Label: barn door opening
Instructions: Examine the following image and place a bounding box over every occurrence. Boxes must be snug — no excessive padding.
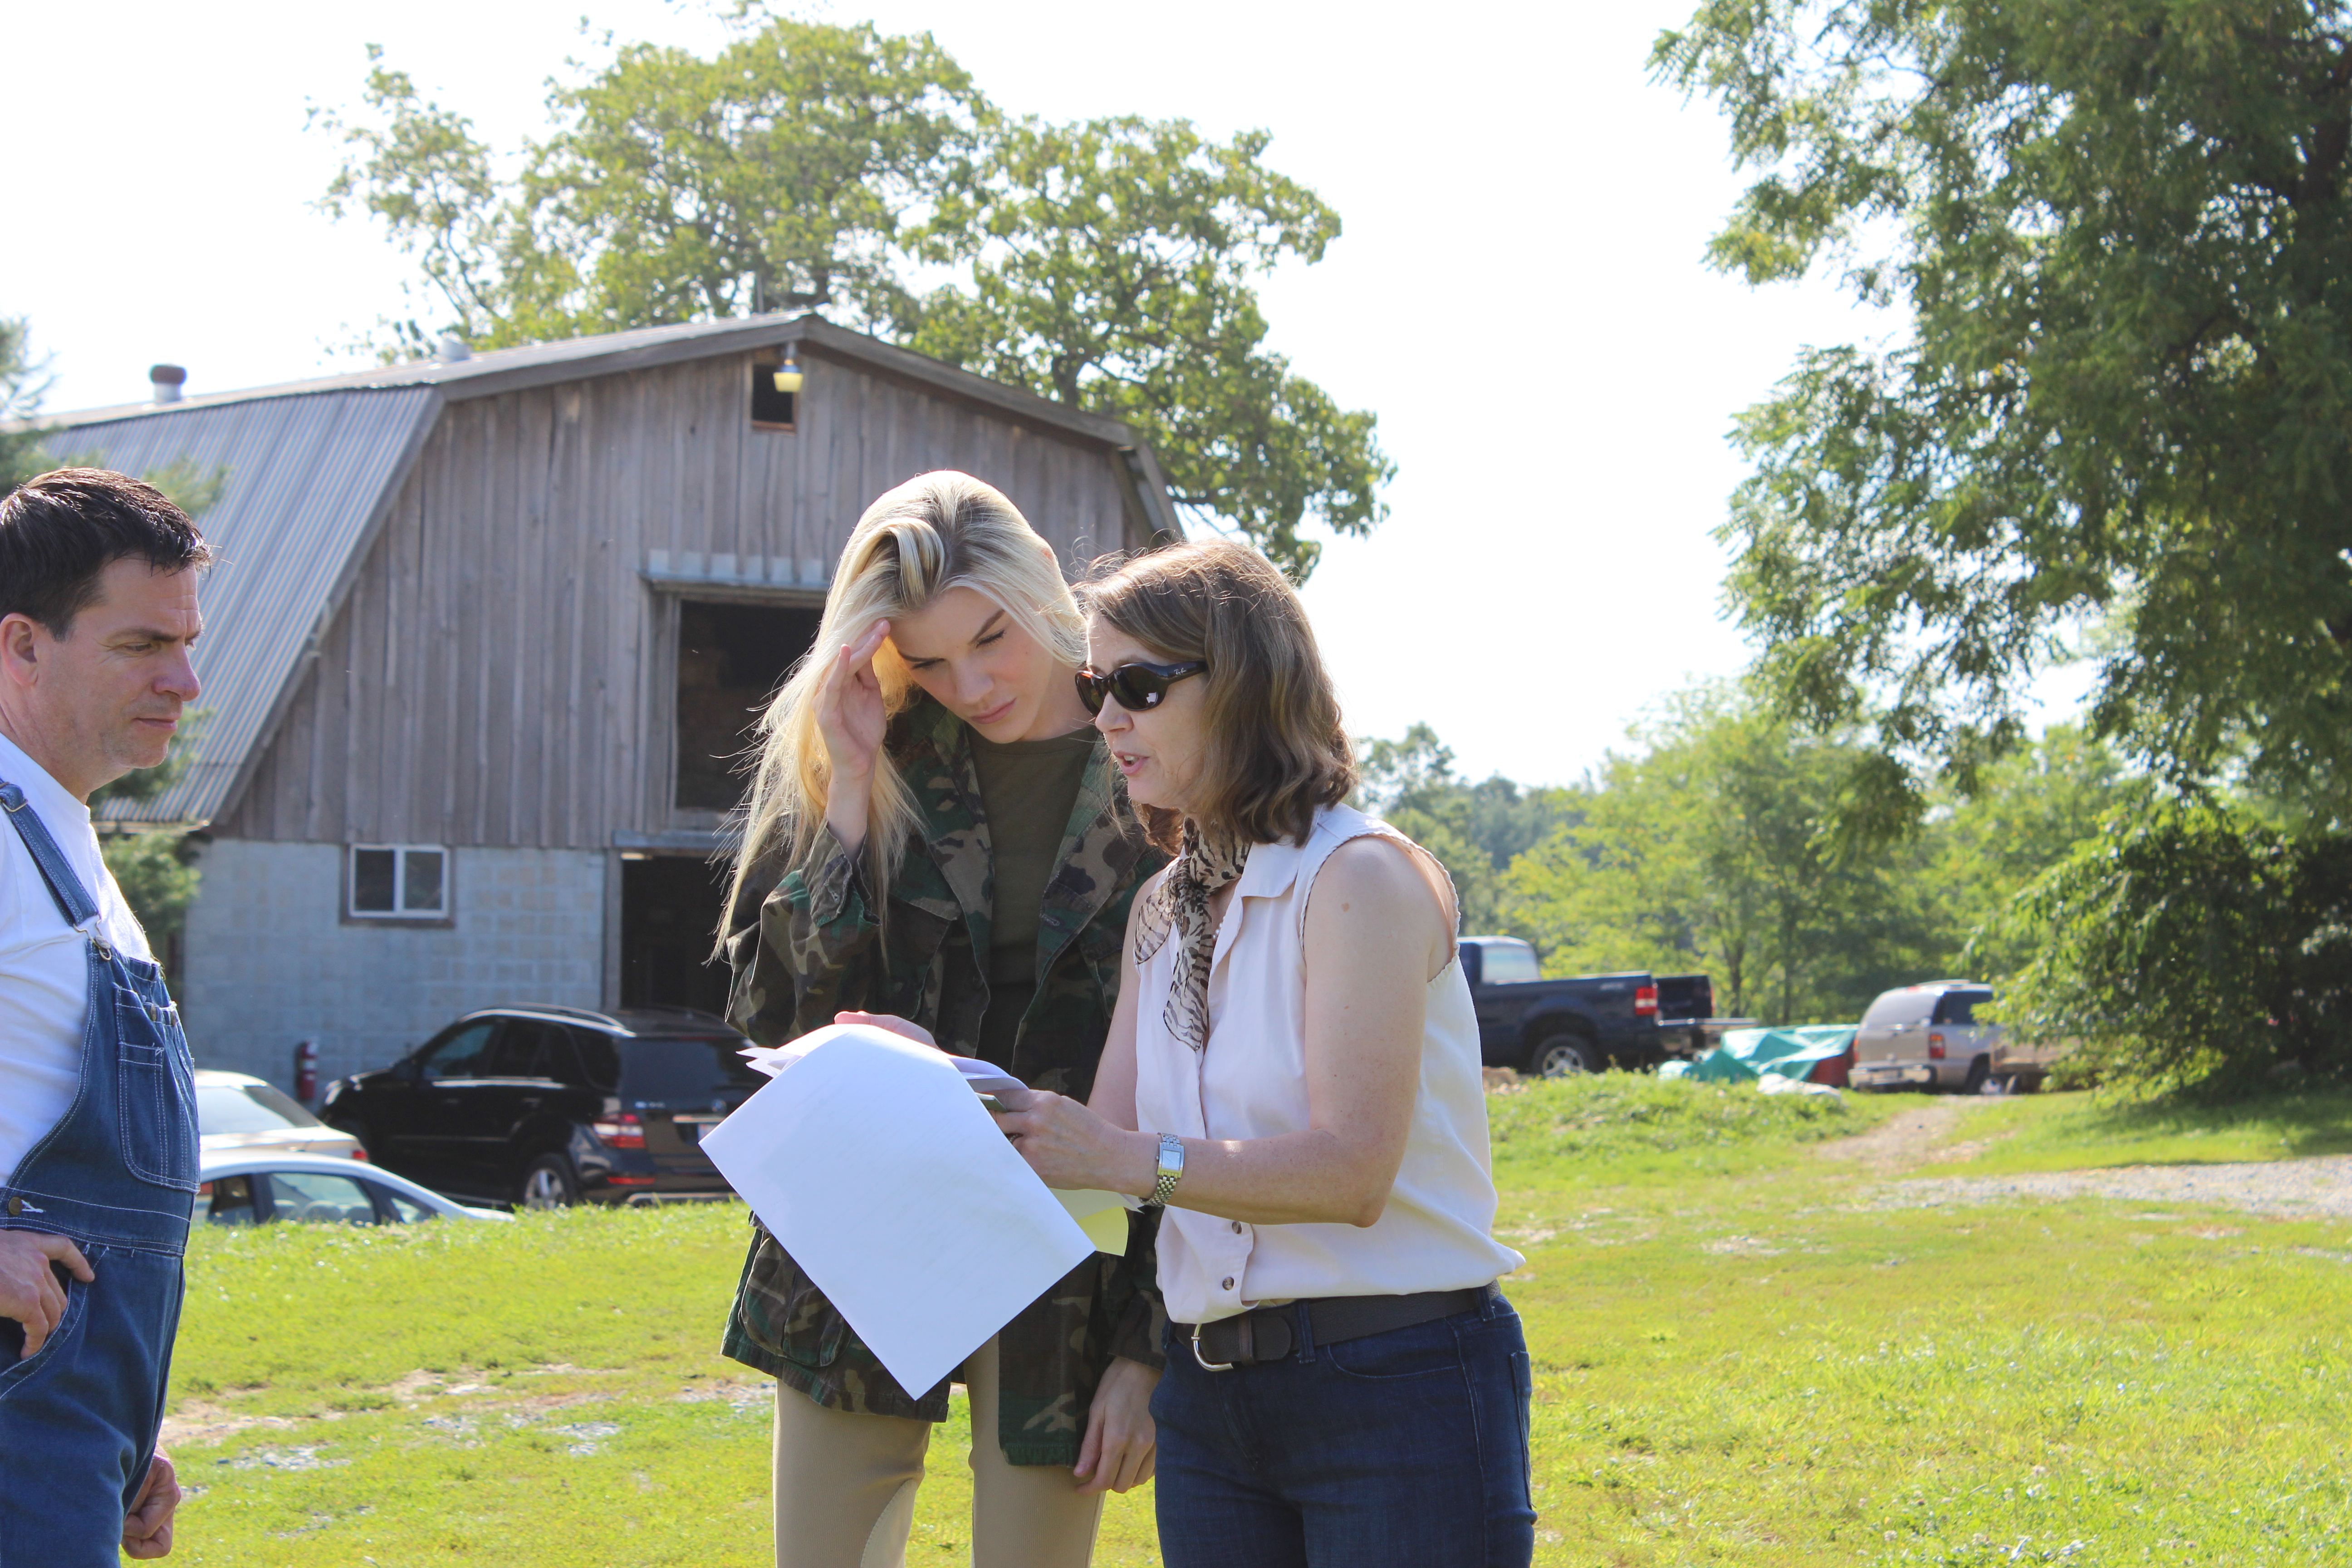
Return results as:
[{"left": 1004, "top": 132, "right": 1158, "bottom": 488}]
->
[
  {"left": 675, "top": 599, "right": 824, "bottom": 811},
  {"left": 619, "top": 854, "right": 734, "bottom": 1018}
]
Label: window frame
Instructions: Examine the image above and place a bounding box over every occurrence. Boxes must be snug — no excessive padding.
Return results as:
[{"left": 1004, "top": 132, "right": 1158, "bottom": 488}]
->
[
  {"left": 257, "top": 1169, "right": 384, "bottom": 1227},
  {"left": 1481, "top": 942, "right": 1543, "bottom": 985},
  {"left": 416, "top": 1019, "right": 500, "bottom": 1082},
  {"left": 346, "top": 843, "right": 452, "bottom": 922},
  {"left": 749, "top": 360, "right": 799, "bottom": 431}
]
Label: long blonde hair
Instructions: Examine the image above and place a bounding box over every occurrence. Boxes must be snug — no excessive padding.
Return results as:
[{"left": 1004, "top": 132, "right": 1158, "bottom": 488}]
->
[{"left": 722, "top": 471, "right": 1086, "bottom": 941}]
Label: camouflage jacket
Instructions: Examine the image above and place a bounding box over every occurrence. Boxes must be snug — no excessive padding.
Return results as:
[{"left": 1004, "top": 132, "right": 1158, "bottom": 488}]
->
[{"left": 720, "top": 696, "right": 1167, "bottom": 1466}]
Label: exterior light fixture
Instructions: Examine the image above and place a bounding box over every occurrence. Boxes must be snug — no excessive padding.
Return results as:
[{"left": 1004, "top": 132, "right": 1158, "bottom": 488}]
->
[{"left": 772, "top": 354, "right": 804, "bottom": 395}]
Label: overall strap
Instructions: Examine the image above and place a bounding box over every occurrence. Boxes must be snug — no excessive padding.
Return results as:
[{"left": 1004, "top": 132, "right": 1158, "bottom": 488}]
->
[{"left": 0, "top": 777, "right": 104, "bottom": 932}]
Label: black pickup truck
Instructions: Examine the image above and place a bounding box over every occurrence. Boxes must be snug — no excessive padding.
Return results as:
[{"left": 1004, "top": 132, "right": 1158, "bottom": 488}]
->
[{"left": 1460, "top": 936, "right": 1715, "bottom": 1076}]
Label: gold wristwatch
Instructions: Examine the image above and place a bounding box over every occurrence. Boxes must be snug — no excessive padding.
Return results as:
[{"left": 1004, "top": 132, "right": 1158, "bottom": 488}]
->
[{"left": 1145, "top": 1132, "right": 1185, "bottom": 1208}]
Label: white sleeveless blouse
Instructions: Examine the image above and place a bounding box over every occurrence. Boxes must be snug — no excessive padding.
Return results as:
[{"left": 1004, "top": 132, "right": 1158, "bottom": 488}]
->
[{"left": 1131, "top": 804, "right": 1524, "bottom": 1325}]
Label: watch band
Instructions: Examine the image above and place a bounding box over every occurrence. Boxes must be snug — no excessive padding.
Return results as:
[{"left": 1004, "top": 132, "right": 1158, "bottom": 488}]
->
[{"left": 1146, "top": 1132, "right": 1185, "bottom": 1208}]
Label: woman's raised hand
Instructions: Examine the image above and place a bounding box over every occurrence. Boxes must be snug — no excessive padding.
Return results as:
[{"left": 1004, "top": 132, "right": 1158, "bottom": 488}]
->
[{"left": 815, "top": 621, "right": 891, "bottom": 853}]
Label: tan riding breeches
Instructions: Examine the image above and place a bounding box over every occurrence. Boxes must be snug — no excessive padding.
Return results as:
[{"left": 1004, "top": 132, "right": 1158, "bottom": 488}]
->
[{"left": 771, "top": 1334, "right": 1103, "bottom": 1568}]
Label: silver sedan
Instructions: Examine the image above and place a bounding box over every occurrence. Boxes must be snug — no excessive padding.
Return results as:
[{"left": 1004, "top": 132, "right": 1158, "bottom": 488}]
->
[{"left": 196, "top": 1152, "right": 512, "bottom": 1226}]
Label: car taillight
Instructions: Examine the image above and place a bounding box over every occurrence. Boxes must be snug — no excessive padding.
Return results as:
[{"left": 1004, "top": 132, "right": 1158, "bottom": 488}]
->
[
  {"left": 1635, "top": 984, "right": 1658, "bottom": 1016},
  {"left": 1928, "top": 1032, "right": 1947, "bottom": 1059},
  {"left": 593, "top": 1112, "right": 646, "bottom": 1149},
  {"left": 348, "top": 1147, "right": 369, "bottom": 1162}
]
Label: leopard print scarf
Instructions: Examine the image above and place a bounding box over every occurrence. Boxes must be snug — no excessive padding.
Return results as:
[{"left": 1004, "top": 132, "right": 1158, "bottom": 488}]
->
[{"left": 1133, "top": 822, "right": 1250, "bottom": 1052}]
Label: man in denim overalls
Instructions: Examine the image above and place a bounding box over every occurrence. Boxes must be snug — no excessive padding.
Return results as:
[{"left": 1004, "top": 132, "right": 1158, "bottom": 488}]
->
[{"left": 0, "top": 469, "right": 211, "bottom": 1564}]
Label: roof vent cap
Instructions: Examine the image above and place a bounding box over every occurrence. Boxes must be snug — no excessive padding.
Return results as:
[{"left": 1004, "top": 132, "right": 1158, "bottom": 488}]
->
[
  {"left": 149, "top": 364, "right": 186, "bottom": 405},
  {"left": 436, "top": 333, "right": 472, "bottom": 364}
]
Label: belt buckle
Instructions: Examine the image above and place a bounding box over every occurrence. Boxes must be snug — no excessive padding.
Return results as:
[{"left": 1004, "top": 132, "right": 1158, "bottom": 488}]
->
[{"left": 1191, "top": 1322, "right": 1236, "bottom": 1373}]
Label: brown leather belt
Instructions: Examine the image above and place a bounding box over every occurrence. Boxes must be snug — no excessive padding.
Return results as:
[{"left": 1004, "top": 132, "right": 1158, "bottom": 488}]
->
[{"left": 1180, "top": 1286, "right": 1491, "bottom": 1372}]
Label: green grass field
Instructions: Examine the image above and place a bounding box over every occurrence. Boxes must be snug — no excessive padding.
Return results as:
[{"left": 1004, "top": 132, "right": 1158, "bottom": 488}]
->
[
  {"left": 162, "top": 1084, "right": 2352, "bottom": 1565},
  {"left": 1922, "top": 1085, "right": 2352, "bottom": 1175}
]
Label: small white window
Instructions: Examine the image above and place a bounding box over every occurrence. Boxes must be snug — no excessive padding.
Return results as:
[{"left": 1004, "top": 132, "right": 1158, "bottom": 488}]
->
[{"left": 349, "top": 844, "right": 449, "bottom": 919}]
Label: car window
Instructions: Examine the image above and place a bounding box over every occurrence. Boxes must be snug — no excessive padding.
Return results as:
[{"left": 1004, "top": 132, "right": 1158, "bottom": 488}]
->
[
  {"left": 201, "top": 1173, "right": 260, "bottom": 1226},
  {"left": 1934, "top": 990, "right": 1994, "bottom": 1025},
  {"left": 196, "top": 1084, "right": 321, "bottom": 1135},
  {"left": 265, "top": 1171, "right": 380, "bottom": 1225},
  {"left": 570, "top": 1029, "right": 621, "bottom": 1089},
  {"left": 617, "top": 1037, "right": 765, "bottom": 1105},
  {"left": 1862, "top": 989, "right": 1937, "bottom": 1027},
  {"left": 419, "top": 1021, "right": 498, "bottom": 1081},
  {"left": 1478, "top": 944, "right": 1542, "bottom": 985},
  {"left": 370, "top": 1183, "right": 435, "bottom": 1224},
  {"left": 486, "top": 1019, "right": 578, "bottom": 1081}
]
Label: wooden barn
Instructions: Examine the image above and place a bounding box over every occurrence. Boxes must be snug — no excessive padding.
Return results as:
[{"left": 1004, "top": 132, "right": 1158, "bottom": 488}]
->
[{"left": 40, "top": 314, "right": 1180, "bottom": 1088}]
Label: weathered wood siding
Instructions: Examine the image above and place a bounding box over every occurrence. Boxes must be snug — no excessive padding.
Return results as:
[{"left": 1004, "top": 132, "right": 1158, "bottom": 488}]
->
[{"left": 220, "top": 349, "right": 1147, "bottom": 848}]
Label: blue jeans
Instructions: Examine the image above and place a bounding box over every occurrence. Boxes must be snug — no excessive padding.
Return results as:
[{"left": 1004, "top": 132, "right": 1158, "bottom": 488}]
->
[
  {"left": 0, "top": 780, "right": 196, "bottom": 1567},
  {"left": 1152, "top": 1289, "right": 1536, "bottom": 1568}
]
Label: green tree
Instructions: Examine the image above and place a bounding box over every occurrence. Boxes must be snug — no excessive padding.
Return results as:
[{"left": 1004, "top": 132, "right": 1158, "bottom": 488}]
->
[
  {"left": 1932, "top": 724, "right": 2149, "bottom": 978},
  {"left": 318, "top": 15, "right": 1388, "bottom": 578},
  {"left": 1656, "top": 0, "right": 2352, "bottom": 823},
  {"left": 100, "top": 832, "right": 202, "bottom": 959},
  {"left": 1502, "top": 685, "right": 1941, "bottom": 1023},
  {"left": 904, "top": 116, "right": 1390, "bottom": 578},
  {"left": 88, "top": 700, "right": 207, "bottom": 970},
  {"left": 1354, "top": 724, "right": 1573, "bottom": 934},
  {"left": 2000, "top": 802, "right": 2352, "bottom": 1098},
  {"left": 0, "top": 316, "right": 52, "bottom": 492},
  {"left": 317, "top": 21, "right": 977, "bottom": 349}
]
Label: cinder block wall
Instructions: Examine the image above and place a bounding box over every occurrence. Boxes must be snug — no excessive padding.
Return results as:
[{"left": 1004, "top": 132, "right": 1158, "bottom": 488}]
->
[{"left": 180, "top": 840, "right": 607, "bottom": 1089}]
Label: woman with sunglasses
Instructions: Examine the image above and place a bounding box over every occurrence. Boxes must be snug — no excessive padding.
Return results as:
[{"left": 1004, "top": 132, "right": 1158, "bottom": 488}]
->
[
  {"left": 715, "top": 471, "right": 1166, "bottom": 1568},
  {"left": 994, "top": 539, "right": 1535, "bottom": 1568}
]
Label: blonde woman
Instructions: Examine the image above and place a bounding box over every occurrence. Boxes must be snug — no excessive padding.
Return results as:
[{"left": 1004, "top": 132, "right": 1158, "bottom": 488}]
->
[{"left": 715, "top": 472, "right": 1166, "bottom": 1568}]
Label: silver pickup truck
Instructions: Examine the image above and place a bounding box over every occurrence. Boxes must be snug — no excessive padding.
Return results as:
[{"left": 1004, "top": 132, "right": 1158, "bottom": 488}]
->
[{"left": 1851, "top": 980, "right": 2060, "bottom": 1093}]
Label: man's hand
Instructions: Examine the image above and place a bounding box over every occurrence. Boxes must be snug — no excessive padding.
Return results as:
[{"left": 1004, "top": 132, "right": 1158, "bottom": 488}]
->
[
  {"left": 122, "top": 1450, "right": 179, "bottom": 1558},
  {"left": 0, "top": 1228, "right": 93, "bottom": 1356}
]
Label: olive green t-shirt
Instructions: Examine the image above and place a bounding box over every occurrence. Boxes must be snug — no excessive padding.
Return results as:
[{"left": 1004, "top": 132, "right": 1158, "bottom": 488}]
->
[{"left": 971, "top": 728, "right": 1097, "bottom": 1069}]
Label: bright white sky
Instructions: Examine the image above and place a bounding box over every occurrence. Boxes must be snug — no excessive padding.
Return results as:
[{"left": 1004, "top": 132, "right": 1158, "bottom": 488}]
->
[{"left": 0, "top": 0, "right": 2019, "bottom": 788}]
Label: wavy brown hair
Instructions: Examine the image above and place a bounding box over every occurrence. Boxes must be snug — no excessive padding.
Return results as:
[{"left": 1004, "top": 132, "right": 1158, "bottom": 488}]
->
[{"left": 1081, "top": 539, "right": 1354, "bottom": 852}]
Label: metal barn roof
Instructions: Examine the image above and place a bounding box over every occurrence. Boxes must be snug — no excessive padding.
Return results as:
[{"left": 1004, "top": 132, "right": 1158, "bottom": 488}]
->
[
  {"left": 55, "top": 388, "right": 439, "bottom": 826},
  {"left": 26, "top": 314, "right": 1177, "bottom": 829},
  {"left": 43, "top": 314, "right": 1148, "bottom": 456}
]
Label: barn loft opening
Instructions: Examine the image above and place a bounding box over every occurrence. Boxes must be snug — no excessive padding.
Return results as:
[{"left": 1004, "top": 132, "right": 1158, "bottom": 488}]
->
[
  {"left": 750, "top": 362, "right": 797, "bottom": 429},
  {"left": 674, "top": 599, "right": 823, "bottom": 812}
]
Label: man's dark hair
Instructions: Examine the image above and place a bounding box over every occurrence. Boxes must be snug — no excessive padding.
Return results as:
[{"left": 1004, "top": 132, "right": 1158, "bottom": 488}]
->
[{"left": 0, "top": 468, "right": 212, "bottom": 636}]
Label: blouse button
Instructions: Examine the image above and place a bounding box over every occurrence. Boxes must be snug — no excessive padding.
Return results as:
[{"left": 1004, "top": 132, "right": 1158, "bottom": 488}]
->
[
  {"left": 1230, "top": 1221, "right": 1243, "bottom": 1234},
  {"left": 1220, "top": 1277, "right": 1235, "bottom": 1290}
]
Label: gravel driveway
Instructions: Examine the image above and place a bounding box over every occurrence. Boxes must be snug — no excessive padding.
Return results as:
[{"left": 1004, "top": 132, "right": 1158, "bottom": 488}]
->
[
  {"left": 1869, "top": 1156, "right": 2352, "bottom": 1219},
  {"left": 1811, "top": 1100, "right": 2352, "bottom": 1219}
]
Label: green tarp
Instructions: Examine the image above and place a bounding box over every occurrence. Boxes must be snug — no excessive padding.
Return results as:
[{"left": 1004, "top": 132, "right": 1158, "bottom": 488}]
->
[{"left": 1661, "top": 1025, "right": 1857, "bottom": 1083}]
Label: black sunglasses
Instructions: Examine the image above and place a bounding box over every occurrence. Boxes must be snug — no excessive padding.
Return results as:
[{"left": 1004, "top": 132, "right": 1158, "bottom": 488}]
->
[{"left": 1074, "top": 659, "right": 1207, "bottom": 715}]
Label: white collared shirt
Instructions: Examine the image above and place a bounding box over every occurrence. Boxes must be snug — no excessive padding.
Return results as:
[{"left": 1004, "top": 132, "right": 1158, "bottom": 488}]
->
[
  {"left": 1131, "top": 803, "right": 1523, "bottom": 1324},
  {"left": 0, "top": 731, "right": 153, "bottom": 1183}
]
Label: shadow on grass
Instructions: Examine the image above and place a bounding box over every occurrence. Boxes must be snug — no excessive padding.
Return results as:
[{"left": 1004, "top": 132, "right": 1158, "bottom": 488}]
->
[
  {"left": 1940, "top": 1084, "right": 2352, "bottom": 1173},
  {"left": 2083, "top": 1085, "right": 2352, "bottom": 1156}
]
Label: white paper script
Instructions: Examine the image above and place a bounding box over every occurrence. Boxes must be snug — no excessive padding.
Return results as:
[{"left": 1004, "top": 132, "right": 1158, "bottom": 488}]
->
[{"left": 701, "top": 1024, "right": 1097, "bottom": 1397}]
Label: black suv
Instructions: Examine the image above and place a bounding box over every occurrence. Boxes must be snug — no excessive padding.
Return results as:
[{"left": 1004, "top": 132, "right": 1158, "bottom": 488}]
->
[{"left": 319, "top": 1005, "right": 763, "bottom": 1210}]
